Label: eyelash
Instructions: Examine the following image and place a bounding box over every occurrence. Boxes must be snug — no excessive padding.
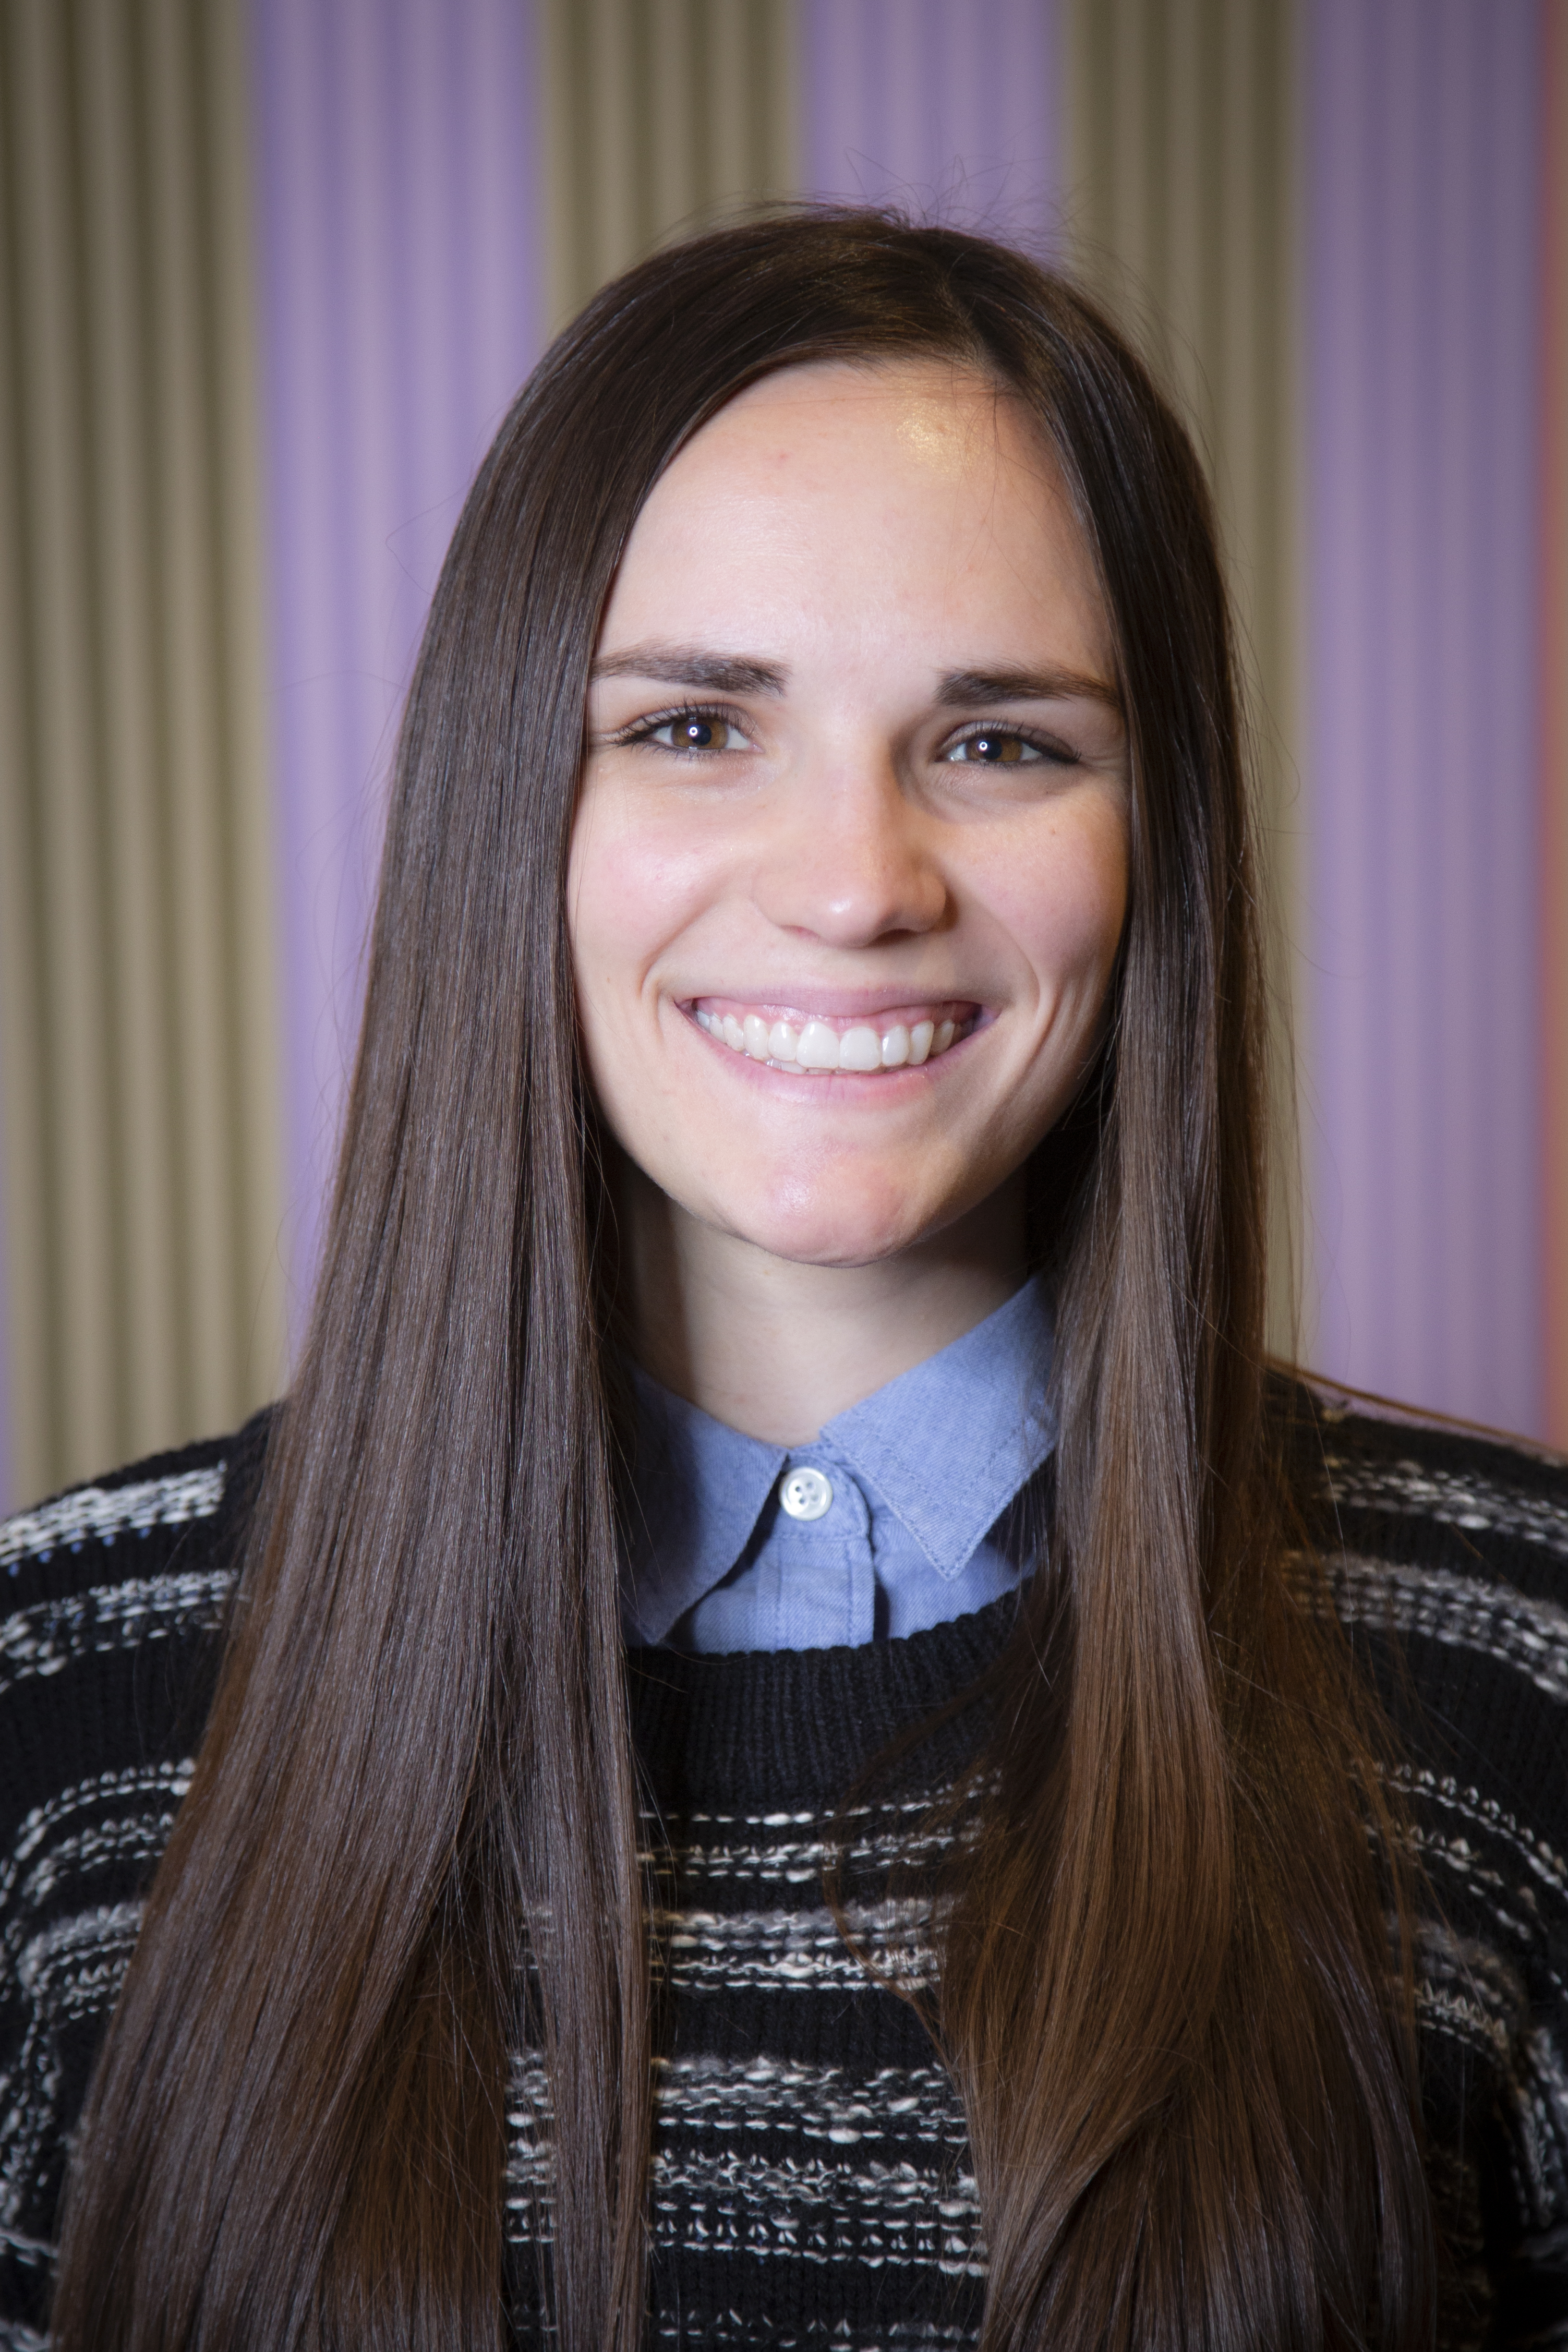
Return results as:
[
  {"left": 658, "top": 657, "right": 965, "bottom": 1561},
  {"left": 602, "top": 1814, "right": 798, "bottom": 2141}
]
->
[
  {"left": 942, "top": 723, "right": 1074, "bottom": 767},
  {"left": 613, "top": 701, "right": 749, "bottom": 751},
  {"left": 613, "top": 702, "right": 1076, "bottom": 765}
]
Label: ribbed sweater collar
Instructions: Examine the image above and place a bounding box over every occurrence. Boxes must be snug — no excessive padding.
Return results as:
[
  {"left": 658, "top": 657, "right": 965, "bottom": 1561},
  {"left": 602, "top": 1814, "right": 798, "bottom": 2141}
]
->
[{"left": 625, "top": 1591, "right": 1017, "bottom": 1810}]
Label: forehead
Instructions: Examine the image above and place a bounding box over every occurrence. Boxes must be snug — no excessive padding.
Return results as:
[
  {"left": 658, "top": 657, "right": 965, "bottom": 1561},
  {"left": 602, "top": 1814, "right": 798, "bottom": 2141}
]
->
[
  {"left": 647, "top": 357, "right": 1067, "bottom": 530},
  {"left": 605, "top": 358, "right": 1112, "bottom": 673}
]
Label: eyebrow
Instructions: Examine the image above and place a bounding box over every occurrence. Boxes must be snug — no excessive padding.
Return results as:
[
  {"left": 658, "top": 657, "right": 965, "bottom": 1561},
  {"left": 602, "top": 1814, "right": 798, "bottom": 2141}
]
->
[
  {"left": 937, "top": 664, "right": 1123, "bottom": 713},
  {"left": 589, "top": 644, "right": 789, "bottom": 695},
  {"left": 589, "top": 644, "right": 1122, "bottom": 713}
]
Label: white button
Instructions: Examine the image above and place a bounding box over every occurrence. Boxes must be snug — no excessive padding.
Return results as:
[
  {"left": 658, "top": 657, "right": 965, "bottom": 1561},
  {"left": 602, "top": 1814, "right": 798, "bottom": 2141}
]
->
[{"left": 779, "top": 1465, "right": 833, "bottom": 1521}]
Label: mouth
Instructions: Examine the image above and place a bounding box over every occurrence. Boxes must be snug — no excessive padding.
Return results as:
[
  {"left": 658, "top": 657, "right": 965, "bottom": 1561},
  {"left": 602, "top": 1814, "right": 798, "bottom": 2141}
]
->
[{"left": 687, "top": 997, "right": 980, "bottom": 1076}]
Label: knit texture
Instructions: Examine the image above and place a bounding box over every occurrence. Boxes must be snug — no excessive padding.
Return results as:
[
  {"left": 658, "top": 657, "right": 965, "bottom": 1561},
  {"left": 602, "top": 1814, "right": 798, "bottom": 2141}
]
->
[{"left": 0, "top": 1396, "right": 1564, "bottom": 2347}]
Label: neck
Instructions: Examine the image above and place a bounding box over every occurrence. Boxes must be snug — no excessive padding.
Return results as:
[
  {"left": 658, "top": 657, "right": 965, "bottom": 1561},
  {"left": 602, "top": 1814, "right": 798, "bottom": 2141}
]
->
[{"left": 616, "top": 1163, "right": 1028, "bottom": 1444}]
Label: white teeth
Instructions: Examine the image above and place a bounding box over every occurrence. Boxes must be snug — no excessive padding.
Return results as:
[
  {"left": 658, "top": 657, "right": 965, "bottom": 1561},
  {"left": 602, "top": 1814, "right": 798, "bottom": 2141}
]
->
[
  {"left": 797, "top": 1019, "right": 840, "bottom": 1069},
  {"left": 697, "top": 1006, "right": 968, "bottom": 1072}
]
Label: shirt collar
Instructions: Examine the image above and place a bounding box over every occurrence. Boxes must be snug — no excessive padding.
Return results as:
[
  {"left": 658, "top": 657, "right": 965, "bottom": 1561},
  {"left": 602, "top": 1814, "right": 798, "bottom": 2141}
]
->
[
  {"left": 621, "top": 1364, "right": 786, "bottom": 1644},
  {"left": 823, "top": 1274, "right": 1055, "bottom": 1576},
  {"left": 620, "top": 1275, "right": 1056, "bottom": 1645}
]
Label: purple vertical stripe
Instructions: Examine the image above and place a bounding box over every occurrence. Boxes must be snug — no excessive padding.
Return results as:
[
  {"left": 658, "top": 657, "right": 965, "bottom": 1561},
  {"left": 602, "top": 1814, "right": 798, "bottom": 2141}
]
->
[
  {"left": 801, "top": 0, "right": 1060, "bottom": 248},
  {"left": 1306, "top": 0, "right": 1545, "bottom": 1430},
  {"left": 250, "top": 0, "right": 543, "bottom": 1336}
]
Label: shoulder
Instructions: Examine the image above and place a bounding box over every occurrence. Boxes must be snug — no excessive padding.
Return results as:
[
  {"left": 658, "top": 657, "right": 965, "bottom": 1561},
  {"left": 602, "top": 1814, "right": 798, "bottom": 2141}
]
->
[
  {"left": 1288, "top": 1383, "right": 1568, "bottom": 1583},
  {"left": 0, "top": 1410, "right": 274, "bottom": 2319},
  {"left": 1278, "top": 1383, "right": 1568, "bottom": 1779},
  {"left": 1277, "top": 1382, "right": 1568, "bottom": 1998},
  {"left": 0, "top": 1408, "right": 273, "bottom": 1585},
  {"left": 1281, "top": 1391, "right": 1568, "bottom": 2314},
  {"left": 1279, "top": 1383, "right": 1568, "bottom": 1696},
  {"left": 0, "top": 1409, "right": 276, "bottom": 1883}
]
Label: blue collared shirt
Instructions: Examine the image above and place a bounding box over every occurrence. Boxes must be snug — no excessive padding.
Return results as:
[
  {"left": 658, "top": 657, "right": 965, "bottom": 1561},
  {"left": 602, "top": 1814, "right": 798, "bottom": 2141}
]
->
[{"left": 621, "top": 1276, "right": 1055, "bottom": 1654}]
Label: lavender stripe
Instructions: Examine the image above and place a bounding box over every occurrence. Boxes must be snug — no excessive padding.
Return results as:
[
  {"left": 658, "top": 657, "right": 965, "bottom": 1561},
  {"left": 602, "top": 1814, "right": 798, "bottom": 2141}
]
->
[
  {"left": 250, "top": 0, "right": 542, "bottom": 1337},
  {"left": 1305, "top": 0, "right": 1545, "bottom": 1431},
  {"left": 801, "top": 0, "right": 1060, "bottom": 249}
]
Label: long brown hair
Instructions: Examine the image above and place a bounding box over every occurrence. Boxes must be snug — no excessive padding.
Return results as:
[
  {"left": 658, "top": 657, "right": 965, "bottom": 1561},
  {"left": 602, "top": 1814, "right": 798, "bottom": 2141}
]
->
[{"left": 52, "top": 210, "right": 1432, "bottom": 2351}]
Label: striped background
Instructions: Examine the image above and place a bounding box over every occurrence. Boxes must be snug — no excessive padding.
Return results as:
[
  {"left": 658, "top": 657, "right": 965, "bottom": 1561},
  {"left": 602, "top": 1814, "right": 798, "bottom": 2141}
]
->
[{"left": 0, "top": 0, "right": 1563, "bottom": 1510}]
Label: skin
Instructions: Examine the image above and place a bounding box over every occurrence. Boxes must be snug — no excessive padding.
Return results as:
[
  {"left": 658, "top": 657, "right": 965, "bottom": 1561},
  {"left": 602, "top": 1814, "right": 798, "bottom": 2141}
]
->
[{"left": 569, "top": 358, "right": 1130, "bottom": 1444}]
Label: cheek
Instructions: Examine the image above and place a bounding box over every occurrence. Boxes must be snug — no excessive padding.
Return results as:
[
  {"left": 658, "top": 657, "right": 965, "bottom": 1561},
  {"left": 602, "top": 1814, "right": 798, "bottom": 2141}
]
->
[
  {"left": 568, "top": 792, "right": 725, "bottom": 1007},
  {"left": 990, "top": 805, "right": 1129, "bottom": 1013}
]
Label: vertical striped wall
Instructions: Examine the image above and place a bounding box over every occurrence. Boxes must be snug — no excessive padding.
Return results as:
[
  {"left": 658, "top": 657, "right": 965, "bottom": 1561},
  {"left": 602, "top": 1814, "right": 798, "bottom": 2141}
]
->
[
  {"left": 251, "top": 0, "right": 542, "bottom": 1326},
  {"left": 542, "top": 0, "right": 797, "bottom": 331},
  {"left": 1304, "top": 0, "right": 1545, "bottom": 1432},
  {"left": 0, "top": 0, "right": 284, "bottom": 1508},
  {"left": 2, "top": 1, "right": 1565, "bottom": 1509},
  {"left": 1062, "top": 0, "right": 1300, "bottom": 1348}
]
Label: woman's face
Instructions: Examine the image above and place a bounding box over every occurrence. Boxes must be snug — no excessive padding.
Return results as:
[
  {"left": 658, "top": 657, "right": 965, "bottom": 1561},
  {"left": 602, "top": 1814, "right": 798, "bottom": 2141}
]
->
[{"left": 569, "top": 358, "right": 1129, "bottom": 1273}]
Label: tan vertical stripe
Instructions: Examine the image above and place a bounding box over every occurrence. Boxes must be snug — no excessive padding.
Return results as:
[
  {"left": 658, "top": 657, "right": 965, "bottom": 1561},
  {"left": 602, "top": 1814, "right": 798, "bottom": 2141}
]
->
[
  {"left": 143, "top": 0, "right": 233, "bottom": 1420},
  {"left": 758, "top": 0, "right": 797, "bottom": 194},
  {"left": 705, "top": 0, "right": 752, "bottom": 204},
  {"left": 587, "top": 0, "right": 642, "bottom": 300},
  {"left": 0, "top": 28, "right": 49, "bottom": 1494},
  {"left": 8, "top": 0, "right": 118, "bottom": 1473},
  {"left": 0, "top": 0, "right": 284, "bottom": 1504},
  {"left": 1065, "top": 0, "right": 1301, "bottom": 1352},
  {"left": 650, "top": 0, "right": 701, "bottom": 235},
  {"left": 79, "top": 0, "right": 182, "bottom": 1454},
  {"left": 199, "top": 0, "right": 286, "bottom": 1422},
  {"left": 543, "top": 0, "right": 800, "bottom": 334},
  {"left": 542, "top": 0, "right": 585, "bottom": 344}
]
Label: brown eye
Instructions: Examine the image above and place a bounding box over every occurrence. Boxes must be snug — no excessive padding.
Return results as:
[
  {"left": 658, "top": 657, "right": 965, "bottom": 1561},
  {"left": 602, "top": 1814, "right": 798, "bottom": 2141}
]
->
[
  {"left": 946, "top": 729, "right": 1041, "bottom": 766},
  {"left": 649, "top": 712, "right": 753, "bottom": 753}
]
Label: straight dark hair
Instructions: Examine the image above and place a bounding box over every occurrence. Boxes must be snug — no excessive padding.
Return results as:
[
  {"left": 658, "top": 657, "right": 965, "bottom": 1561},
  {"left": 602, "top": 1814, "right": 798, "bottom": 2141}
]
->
[{"left": 52, "top": 210, "right": 1432, "bottom": 2351}]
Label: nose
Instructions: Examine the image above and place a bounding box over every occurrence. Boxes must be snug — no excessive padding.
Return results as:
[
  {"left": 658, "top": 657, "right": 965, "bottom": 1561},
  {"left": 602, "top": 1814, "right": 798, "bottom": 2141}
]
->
[{"left": 752, "top": 746, "right": 948, "bottom": 947}]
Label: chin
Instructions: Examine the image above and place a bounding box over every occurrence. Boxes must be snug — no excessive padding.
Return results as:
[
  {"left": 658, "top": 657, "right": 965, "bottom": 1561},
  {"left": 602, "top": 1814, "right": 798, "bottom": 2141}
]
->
[{"left": 726, "top": 1176, "right": 937, "bottom": 1269}]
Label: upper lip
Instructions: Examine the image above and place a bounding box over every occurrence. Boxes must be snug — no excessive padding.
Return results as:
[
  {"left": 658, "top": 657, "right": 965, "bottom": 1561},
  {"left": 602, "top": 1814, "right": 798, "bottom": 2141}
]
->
[{"left": 684, "top": 987, "right": 981, "bottom": 1021}]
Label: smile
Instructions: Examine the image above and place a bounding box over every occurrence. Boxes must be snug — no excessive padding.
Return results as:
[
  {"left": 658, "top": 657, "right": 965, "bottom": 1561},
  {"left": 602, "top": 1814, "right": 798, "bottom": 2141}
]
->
[{"left": 690, "top": 998, "right": 978, "bottom": 1076}]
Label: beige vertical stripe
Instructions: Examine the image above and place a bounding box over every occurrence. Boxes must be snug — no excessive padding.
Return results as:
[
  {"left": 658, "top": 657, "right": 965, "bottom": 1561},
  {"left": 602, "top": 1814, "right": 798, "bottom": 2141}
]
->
[
  {"left": 649, "top": 0, "right": 701, "bottom": 234},
  {"left": 0, "top": 0, "right": 284, "bottom": 1506},
  {"left": 0, "top": 28, "right": 48, "bottom": 1497},
  {"left": 542, "top": 0, "right": 799, "bottom": 332},
  {"left": 145, "top": 0, "right": 239, "bottom": 1419},
  {"left": 202, "top": 0, "right": 285, "bottom": 1427},
  {"left": 1065, "top": 0, "right": 1301, "bottom": 1350},
  {"left": 9, "top": 0, "right": 119, "bottom": 1473},
  {"left": 79, "top": 0, "right": 181, "bottom": 1443}
]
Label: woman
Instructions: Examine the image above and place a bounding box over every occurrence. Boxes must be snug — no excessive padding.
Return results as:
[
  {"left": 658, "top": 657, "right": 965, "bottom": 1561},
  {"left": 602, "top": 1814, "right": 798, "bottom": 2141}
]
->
[{"left": 1, "top": 210, "right": 1563, "bottom": 2351}]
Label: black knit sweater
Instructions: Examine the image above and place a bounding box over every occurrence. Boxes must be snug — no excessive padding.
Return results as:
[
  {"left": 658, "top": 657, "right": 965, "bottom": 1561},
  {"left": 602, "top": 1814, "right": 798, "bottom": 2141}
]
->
[{"left": 0, "top": 1395, "right": 1565, "bottom": 2348}]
